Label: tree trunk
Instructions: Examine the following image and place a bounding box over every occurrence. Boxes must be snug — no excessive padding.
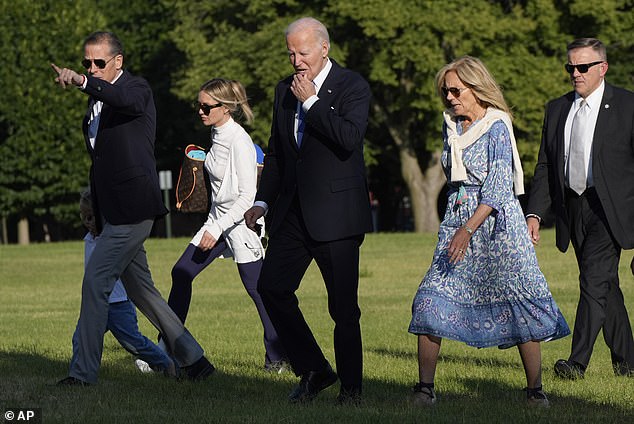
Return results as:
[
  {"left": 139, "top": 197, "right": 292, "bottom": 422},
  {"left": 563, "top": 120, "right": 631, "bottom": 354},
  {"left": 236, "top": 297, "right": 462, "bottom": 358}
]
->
[
  {"left": 377, "top": 102, "right": 447, "bottom": 233},
  {"left": 17, "top": 217, "right": 29, "bottom": 245},
  {"left": 1, "top": 217, "right": 7, "bottom": 244},
  {"left": 399, "top": 148, "right": 445, "bottom": 232}
]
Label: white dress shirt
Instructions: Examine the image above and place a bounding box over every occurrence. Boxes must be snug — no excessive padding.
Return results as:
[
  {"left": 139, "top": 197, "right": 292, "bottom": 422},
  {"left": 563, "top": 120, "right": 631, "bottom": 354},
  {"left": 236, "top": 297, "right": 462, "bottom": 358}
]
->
[{"left": 564, "top": 80, "right": 604, "bottom": 189}]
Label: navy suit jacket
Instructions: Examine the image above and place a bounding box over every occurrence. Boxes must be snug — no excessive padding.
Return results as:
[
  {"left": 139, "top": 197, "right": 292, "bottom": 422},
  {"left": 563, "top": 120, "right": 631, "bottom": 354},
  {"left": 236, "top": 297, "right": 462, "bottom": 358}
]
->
[
  {"left": 527, "top": 83, "right": 634, "bottom": 251},
  {"left": 257, "top": 60, "right": 373, "bottom": 242},
  {"left": 82, "top": 70, "right": 167, "bottom": 231}
]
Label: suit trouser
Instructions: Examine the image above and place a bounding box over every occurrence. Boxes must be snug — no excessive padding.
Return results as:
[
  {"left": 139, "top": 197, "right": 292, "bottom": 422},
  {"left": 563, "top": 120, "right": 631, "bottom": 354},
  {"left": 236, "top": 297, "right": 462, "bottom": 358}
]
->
[
  {"left": 69, "top": 220, "right": 204, "bottom": 383},
  {"left": 71, "top": 299, "right": 173, "bottom": 373},
  {"left": 567, "top": 188, "right": 634, "bottom": 369},
  {"left": 257, "top": 199, "right": 364, "bottom": 391}
]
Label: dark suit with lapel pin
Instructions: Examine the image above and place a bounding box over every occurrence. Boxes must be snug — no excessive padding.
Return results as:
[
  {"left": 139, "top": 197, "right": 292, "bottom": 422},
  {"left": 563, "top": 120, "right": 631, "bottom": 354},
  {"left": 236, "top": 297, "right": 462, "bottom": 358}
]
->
[
  {"left": 527, "top": 82, "right": 634, "bottom": 375},
  {"left": 256, "top": 59, "right": 373, "bottom": 395}
]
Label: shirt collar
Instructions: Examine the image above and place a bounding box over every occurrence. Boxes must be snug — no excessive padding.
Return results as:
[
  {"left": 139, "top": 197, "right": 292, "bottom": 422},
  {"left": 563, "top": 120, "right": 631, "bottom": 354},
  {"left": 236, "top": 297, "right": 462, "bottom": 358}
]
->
[
  {"left": 110, "top": 70, "right": 124, "bottom": 85},
  {"left": 312, "top": 58, "right": 332, "bottom": 93},
  {"left": 575, "top": 80, "right": 605, "bottom": 110}
]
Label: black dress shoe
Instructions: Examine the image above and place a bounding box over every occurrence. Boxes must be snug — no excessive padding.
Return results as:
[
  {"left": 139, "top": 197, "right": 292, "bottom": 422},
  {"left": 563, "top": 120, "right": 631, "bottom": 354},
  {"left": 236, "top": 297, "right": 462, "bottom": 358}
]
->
[
  {"left": 336, "top": 387, "right": 362, "bottom": 406},
  {"left": 183, "top": 356, "right": 215, "bottom": 381},
  {"left": 613, "top": 362, "right": 634, "bottom": 377},
  {"left": 288, "top": 364, "right": 338, "bottom": 403},
  {"left": 56, "top": 376, "right": 89, "bottom": 386},
  {"left": 554, "top": 359, "right": 585, "bottom": 379}
]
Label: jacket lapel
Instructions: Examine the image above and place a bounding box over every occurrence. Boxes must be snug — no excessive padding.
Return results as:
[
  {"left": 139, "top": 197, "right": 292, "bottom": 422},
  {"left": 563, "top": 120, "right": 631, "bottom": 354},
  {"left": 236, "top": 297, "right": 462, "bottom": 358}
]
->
[
  {"left": 556, "top": 93, "right": 575, "bottom": 190},
  {"left": 295, "top": 60, "right": 342, "bottom": 150},
  {"left": 282, "top": 83, "right": 299, "bottom": 152},
  {"left": 83, "top": 98, "right": 94, "bottom": 154},
  {"left": 592, "top": 83, "right": 613, "bottom": 159},
  {"left": 91, "top": 71, "right": 127, "bottom": 152}
]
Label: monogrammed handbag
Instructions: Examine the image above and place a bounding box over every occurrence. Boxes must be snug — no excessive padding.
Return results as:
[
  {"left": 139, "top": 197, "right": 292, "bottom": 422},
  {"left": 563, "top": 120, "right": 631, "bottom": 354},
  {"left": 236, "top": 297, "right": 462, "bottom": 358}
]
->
[{"left": 175, "top": 144, "right": 209, "bottom": 213}]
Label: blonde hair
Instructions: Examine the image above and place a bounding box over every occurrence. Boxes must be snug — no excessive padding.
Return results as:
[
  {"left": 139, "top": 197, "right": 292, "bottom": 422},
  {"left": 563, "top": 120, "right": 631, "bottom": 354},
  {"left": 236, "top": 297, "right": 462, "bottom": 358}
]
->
[
  {"left": 199, "top": 78, "right": 254, "bottom": 125},
  {"left": 435, "top": 56, "right": 512, "bottom": 119}
]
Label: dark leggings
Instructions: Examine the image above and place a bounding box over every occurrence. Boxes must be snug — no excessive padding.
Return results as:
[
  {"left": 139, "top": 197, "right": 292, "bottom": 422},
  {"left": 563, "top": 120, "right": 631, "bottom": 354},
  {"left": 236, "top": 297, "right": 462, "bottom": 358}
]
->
[{"left": 168, "top": 240, "right": 286, "bottom": 364}]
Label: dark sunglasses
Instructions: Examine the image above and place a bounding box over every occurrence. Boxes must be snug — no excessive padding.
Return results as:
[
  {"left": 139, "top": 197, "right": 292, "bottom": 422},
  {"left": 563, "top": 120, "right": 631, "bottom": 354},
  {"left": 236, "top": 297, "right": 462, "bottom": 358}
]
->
[
  {"left": 81, "top": 56, "right": 116, "bottom": 70},
  {"left": 194, "top": 102, "right": 223, "bottom": 115},
  {"left": 442, "top": 86, "right": 469, "bottom": 97},
  {"left": 565, "top": 61, "right": 603, "bottom": 74}
]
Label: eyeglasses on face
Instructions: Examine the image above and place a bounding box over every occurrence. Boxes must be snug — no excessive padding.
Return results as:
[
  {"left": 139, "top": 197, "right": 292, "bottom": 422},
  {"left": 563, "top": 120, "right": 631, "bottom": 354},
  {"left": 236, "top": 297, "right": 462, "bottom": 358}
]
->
[
  {"left": 442, "top": 86, "right": 469, "bottom": 98},
  {"left": 81, "top": 56, "right": 116, "bottom": 70},
  {"left": 194, "top": 102, "right": 223, "bottom": 115},
  {"left": 564, "top": 61, "right": 603, "bottom": 74}
]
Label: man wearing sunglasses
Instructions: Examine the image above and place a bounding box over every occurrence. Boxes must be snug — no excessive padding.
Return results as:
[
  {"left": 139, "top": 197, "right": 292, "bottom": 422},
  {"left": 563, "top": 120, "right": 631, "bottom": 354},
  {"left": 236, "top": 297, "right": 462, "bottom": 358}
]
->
[
  {"left": 527, "top": 38, "right": 634, "bottom": 380},
  {"left": 51, "top": 31, "right": 214, "bottom": 385}
]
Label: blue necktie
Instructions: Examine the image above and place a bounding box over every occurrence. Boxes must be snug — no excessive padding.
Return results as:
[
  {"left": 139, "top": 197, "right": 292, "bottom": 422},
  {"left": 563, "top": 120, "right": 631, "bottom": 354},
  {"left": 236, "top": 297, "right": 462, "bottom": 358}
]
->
[
  {"left": 296, "top": 105, "right": 305, "bottom": 146},
  {"left": 88, "top": 100, "right": 101, "bottom": 145}
]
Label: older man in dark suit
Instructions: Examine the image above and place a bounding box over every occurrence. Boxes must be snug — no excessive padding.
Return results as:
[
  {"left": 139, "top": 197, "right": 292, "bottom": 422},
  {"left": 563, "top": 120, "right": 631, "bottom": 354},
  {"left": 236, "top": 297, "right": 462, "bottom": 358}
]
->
[
  {"left": 527, "top": 38, "right": 634, "bottom": 379},
  {"left": 52, "top": 31, "right": 213, "bottom": 385},
  {"left": 244, "top": 17, "right": 372, "bottom": 404}
]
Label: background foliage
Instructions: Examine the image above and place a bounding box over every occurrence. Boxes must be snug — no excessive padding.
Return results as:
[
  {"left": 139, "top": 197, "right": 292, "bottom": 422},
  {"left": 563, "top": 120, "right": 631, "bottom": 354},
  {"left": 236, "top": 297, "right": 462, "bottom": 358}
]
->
[{"left": 1, "top": 0, "right": 633, "bottom": 240}]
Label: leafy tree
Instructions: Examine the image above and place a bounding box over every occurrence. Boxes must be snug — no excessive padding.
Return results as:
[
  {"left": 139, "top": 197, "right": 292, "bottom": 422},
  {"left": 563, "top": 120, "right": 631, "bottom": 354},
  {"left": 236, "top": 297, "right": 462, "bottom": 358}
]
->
[
  {"left": 2, "top": 0, "right": 632, "bottom": 241},
  {"left": 0, "top": 0, "right": 103, "bottom": 242},
  {"left": 167, "top": 0, "right": 579, "bottom": 231},
  {"left": 96, "top": 0, "right": 203, "bottom": 172}
]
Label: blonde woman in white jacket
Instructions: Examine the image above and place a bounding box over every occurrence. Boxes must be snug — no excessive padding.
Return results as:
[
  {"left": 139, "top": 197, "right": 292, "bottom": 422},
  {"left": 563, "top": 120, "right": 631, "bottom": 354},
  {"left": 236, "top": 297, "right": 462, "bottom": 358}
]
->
[{"left": 167, "top": 78, "right": 287, "bottom": 372}]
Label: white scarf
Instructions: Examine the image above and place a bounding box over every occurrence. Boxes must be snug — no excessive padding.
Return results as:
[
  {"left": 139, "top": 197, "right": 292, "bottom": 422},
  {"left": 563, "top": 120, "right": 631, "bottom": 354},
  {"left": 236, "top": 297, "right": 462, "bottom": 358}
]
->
[{"left": 444, "top": 107, "right": 524, "bottom": 196}]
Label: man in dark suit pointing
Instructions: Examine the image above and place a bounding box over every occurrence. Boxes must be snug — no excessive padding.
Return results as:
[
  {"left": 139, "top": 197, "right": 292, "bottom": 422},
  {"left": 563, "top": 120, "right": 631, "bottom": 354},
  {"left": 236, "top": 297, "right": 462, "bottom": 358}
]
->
[
  {"left": 52, "top": 31, "right": 213, "bottom": 385},
  {"left": 244, "top": 17, "right": 372, "bottom": 404},
  {"left": 527, "top": 38, "right": 634, "bottom": 379}
]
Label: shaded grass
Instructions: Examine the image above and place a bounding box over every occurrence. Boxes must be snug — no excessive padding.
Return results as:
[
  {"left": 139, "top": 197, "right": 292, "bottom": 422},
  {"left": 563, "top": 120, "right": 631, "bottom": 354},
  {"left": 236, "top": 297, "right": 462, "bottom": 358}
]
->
[{"left": 0, "top": 230, "right": 632, "bottom": 423}]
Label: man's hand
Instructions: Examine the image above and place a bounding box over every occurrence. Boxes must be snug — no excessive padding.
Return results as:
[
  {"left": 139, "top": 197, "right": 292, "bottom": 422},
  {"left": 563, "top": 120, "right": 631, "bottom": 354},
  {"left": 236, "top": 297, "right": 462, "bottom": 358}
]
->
[
  {"left": 244, "top": 206, "right": 265, "bottom": 233},
  {"left": 290, "top": 72, "right": 316, "bottom": 103},
  {"left": 526, "top": 216, "right": 541, "bottom": 245},
  {"left": 51, "top": 63, "right": 84, "bottom": 89}
]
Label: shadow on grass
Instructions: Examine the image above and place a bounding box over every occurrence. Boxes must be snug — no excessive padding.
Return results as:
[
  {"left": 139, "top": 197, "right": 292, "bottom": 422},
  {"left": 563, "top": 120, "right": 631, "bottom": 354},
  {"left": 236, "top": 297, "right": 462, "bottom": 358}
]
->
[
  {"left": 0, "top": 348, "right": 631, "bottom": 424},
  {"left": 370, "top": 347, "right": 520, "bottom": 369}
]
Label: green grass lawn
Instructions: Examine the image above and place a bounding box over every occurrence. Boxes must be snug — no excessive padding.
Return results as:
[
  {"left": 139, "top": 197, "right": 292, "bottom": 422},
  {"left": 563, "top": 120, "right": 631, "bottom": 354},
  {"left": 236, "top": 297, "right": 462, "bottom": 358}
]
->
[{"left": 0, "top": 230, "right": 632, "bottom": 423}]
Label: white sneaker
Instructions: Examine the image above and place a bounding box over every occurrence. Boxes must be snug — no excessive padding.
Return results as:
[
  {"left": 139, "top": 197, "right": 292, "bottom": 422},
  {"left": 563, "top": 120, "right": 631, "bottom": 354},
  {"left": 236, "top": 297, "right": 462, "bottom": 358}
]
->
[{"left": 135, "top": 359, "right": 154, "bottom": 374}]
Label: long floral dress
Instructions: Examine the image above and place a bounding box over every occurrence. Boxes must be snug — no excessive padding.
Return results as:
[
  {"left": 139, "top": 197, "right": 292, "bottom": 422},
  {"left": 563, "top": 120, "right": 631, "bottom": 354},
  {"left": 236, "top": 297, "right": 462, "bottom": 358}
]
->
[{"left": 408, "top": 118, "right": 570, "bottom": 348}]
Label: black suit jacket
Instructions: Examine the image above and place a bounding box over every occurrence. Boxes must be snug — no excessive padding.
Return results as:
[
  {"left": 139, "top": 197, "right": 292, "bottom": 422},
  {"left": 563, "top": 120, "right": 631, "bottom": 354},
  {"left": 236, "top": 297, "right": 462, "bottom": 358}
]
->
[
  {"left": 82, "top": 70, "right": 167, "bottom": 231},
  {"left": 257, "top": 60, "right": 373, "bottom": 242},
  {"left": 527, "top": 83, "right": 634, "bottom": 251}
]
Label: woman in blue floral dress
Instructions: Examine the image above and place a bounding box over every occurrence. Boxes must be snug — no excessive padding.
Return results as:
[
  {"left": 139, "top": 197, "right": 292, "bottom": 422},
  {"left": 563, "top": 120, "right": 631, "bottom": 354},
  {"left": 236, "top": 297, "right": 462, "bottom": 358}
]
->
[{"left": 408, "top": 56, "right": 570, "bottom": 407}]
